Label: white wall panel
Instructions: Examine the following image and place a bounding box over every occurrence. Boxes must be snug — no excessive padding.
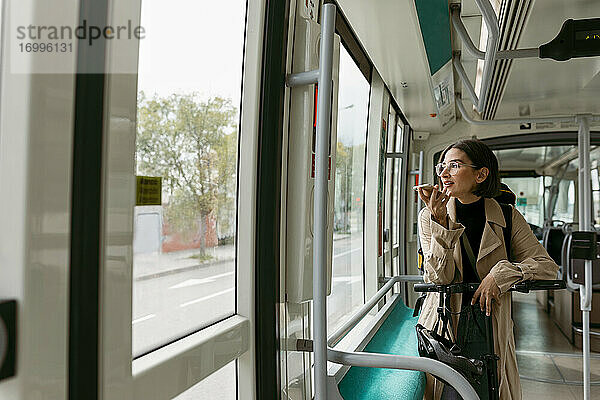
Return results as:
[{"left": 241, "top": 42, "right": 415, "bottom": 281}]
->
[{"left": 0, "top": 0, "right": 78, "bottom": 398}]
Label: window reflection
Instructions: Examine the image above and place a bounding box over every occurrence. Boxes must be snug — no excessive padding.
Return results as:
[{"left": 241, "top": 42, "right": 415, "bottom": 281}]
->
[{"left": 172, "top": 361, "right": 236, "bottom": 400}]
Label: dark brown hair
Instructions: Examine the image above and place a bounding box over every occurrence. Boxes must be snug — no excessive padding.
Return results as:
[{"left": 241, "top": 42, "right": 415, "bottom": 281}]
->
[{"left": 438, "top": 139, "right": 500, "bottom": 198}]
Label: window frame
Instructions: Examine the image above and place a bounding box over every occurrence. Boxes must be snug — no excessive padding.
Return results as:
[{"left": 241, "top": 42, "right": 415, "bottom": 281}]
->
[
  {"left": 385, "top": 107, "right": 410, "bottom": 283},
  {"left": 99, "top": 0, "right": 262, "bottom": 399},
  {"left": 383, "top": 106, "right": 395, "bottom": 279}
]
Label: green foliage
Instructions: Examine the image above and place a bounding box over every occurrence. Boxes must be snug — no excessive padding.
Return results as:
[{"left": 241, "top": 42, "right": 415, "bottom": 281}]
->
[
  {"left": 335, "top": 141, "right": 352, "bottom": 233},
  {"left": 136, "top": 92, "right": 238, "bottom": 249},
  {"left": 334, "top": 141, "right": 366, "bottom": 233}
]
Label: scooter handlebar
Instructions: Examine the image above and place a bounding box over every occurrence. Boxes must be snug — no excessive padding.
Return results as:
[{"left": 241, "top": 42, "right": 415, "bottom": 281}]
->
[{"left": 413, "top": 280, "right": 566, "bottom": 294}]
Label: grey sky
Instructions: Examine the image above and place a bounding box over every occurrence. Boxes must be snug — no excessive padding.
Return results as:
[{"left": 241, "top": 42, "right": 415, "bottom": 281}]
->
[
  {"left": 337, "top": 45, "right": 370, "bottom": 146},
  {"left": 137, "top": 0, "right": 371, "bottom": 147},
  {"left": 137, "top": 0, "right": 246, "bottom": 101}
]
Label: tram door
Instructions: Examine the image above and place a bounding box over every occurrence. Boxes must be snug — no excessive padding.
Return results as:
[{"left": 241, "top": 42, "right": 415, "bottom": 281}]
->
[
  {"left": 0, "top": 0, "right": 264, "bottom": 399},
  {"left": 96, "top": 0, "right": 262, "bottom": 398}
]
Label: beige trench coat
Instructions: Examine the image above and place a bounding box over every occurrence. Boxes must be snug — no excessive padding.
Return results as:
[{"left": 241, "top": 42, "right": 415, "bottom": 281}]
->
[{"left": 417, "top": 198, "right": 559, "bottom": 400}]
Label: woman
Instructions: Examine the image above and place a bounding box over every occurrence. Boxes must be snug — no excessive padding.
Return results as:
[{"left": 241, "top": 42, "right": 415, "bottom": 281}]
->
[{"left": 417, "top": 139, "right": 558, "bottom": 400}]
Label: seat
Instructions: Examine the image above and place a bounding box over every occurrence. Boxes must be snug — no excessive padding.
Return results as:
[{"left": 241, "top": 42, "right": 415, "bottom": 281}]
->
[
  {"left": 543, "top": 227, "right": 566, "bottom": 266},
  {"left": 337, "top": 301, "right": 426, "bottom": 400},
  {"left": 562, "top": 231, "right": 600, "bottom": 285}
]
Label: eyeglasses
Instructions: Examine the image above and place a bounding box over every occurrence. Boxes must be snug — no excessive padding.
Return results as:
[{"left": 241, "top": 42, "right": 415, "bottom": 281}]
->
[{"left": 435, "top": 161, "right": 479, "bottom": 176}]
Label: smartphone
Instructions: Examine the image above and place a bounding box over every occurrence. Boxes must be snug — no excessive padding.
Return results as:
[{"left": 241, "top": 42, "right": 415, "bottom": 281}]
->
[{"left": 412, "top": 183, "right": 435, "bottom": 191}]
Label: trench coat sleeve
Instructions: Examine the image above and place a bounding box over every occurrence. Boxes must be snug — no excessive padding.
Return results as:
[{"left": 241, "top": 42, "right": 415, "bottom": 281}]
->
[
  {"left": 490, "top": 206, "right": 559, "bottom": 293},
  {"left": 418, "top": 207, "right": 465, "bottom": 284}
]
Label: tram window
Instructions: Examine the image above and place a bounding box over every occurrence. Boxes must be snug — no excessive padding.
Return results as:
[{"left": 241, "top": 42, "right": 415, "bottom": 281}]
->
[
  {"left": 384, "top": 113, "right": 395, "bottom": 252},
  {"left": 502, "top": 177, "right": 545, "bottom": 227},
  {"left": 552, "top": 180, "right": 576, "bottom": 223},
  {"left": 591, "top": 168, "right": 600, "bottom": 191},
  {"left": 329, "top": 44, "right": 370, "bottom": 333},
  {"left": 395, "top": 123, "right": 403, "bottom": 153},
  {"left": 383, "top": 109, "right": 397, "bottom": 278},
  {"left": 392, "top": 158, "right": 400, "bottom": 247},
  {"left": 384, "top": 156, "right": 393, "bottom": 276},
  {"left": 132, "top": 0, "right": 246, "bottom": 367},
  {"left": 392, "top": 158, "right": 401, "bottom": 277},
  {"left": 592, "top": 168, "right": 600, "bottom": 225},
  {"left": 496, "top": 145, "right": 582, "bottom": 227}
]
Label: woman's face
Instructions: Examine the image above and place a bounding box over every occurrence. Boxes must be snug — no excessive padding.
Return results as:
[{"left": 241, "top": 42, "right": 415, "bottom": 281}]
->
[{"left": 438, "top": 148, "right": 488, "bottom": 199}]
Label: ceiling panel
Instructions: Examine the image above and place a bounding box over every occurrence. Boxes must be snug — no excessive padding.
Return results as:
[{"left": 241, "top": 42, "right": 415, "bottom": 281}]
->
[
  {"left": 336, "top": 0, "right": 445, "bottom": 133},
  {"left": 494, "top": 0, "right": 600, "bottom": 119},
  {"left": 334, "top": 0, "right": 600, "bottom": 135}
]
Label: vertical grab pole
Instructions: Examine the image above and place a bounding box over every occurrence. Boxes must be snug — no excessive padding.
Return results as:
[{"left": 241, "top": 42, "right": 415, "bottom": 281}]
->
[
  {"left": 577, "top": 115, "right": 592, "bottom": 400},
  {"left": 314, "top": 4, "right": 336, "bottom": 399}
]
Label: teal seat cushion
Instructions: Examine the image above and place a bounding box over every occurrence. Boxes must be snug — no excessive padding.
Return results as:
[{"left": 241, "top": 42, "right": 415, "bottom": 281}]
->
[{"left": 338, "top": 301, "right": 426, "bottom": 400}]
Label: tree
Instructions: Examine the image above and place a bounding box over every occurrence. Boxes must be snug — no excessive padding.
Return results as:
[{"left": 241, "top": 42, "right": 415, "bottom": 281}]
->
[
  {"left": 335, "top": 141, "right": 351, "bottom": 233},
  {"left": 136, "top": 92, "right": 238, "bottom": 254}
]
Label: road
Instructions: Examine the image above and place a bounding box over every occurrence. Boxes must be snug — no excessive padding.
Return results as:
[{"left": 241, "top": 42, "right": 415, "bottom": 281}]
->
[{"left": 132, "top": 234, "right": 364, "bottom": 396}]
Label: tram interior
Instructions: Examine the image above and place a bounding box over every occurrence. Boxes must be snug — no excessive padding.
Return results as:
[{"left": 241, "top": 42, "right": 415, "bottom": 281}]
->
[
  {"left": 300, "top": 0, "right": 600, "bottom": 399},
  {"left": 3, "top": 0, "right": 600, "bottom": 399},
  {"left": 495, "top": 146, "right": 600, "bottom": 399}
]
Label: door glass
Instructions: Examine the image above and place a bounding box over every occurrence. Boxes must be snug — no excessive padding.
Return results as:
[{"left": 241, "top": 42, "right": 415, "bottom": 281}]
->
[
  {"left": 133, "top": 0, "right": 246, "bottom": 359},
  {"left": 173, "top": 361, "right": 236, "bottom": 400},
  {"left": 329, "top": 44, "right": 370, "bottom": 333}
]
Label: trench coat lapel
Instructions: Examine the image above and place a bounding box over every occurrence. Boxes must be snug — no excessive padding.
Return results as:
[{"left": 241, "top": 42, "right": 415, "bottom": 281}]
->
[
  {"left": 448, "top": 198, "right": 507, "bottom": 279},
  {"left": 476, "top": 198, "right": 506, "bottom": 276}
]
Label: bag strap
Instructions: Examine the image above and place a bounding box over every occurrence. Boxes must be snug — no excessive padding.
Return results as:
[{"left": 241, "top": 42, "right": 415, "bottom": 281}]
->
[
  {"left": 499, "top": 203, "right": 512, "bottom": 262},
  {"left": 462, "top": 203, "right": 512, "bottom": 267},
  {"left": 461, "top": 234, "right": 480, "bottom": 280}
]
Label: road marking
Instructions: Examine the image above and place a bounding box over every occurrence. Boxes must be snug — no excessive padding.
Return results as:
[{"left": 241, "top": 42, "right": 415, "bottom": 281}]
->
[
  {"left": 334, "top": 247, "right": 362, "bottom": 259},
  {"left": 132, "top": 314, "right": 156, "bottom": 325},
  {"left": 169, "top": 271, "right": 234, "bottom": 289},
  {"left": 180, "top": 288, "right": 235, "bottom": 308}
]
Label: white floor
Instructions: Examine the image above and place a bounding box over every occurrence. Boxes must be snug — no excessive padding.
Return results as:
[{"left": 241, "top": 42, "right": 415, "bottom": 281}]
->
[{"left": 513, "top": 292, "right": 600, "bottom": 400}]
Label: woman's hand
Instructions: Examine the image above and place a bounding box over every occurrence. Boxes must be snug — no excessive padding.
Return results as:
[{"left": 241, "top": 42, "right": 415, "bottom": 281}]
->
[
  {"left": 418, "top": 184, "right": 450, "bottom": 226},
  {"left": 472, "top": 274, "right": 500, "bottom": 316}
]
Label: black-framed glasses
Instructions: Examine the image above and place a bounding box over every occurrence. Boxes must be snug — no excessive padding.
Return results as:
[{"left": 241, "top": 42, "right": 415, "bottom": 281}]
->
[{"left": 435, "top": 161, "right": 479, "bottom": 176}]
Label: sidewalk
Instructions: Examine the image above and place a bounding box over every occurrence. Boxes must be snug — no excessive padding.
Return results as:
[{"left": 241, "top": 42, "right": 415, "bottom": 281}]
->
[
  {"left": 333, "top": 232, "right": 352, "bottom": 241},
  {"left": 134, "top": 235, "right": 352, "bottom": 281},
  {"left": 134, "top": 244, "right": 235, "bottom": 281}
]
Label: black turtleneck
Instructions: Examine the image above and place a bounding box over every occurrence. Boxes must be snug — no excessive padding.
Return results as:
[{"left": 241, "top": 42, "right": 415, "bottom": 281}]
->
[{"left": 455, "top": 197, "right": 486, "bottom": 284}]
